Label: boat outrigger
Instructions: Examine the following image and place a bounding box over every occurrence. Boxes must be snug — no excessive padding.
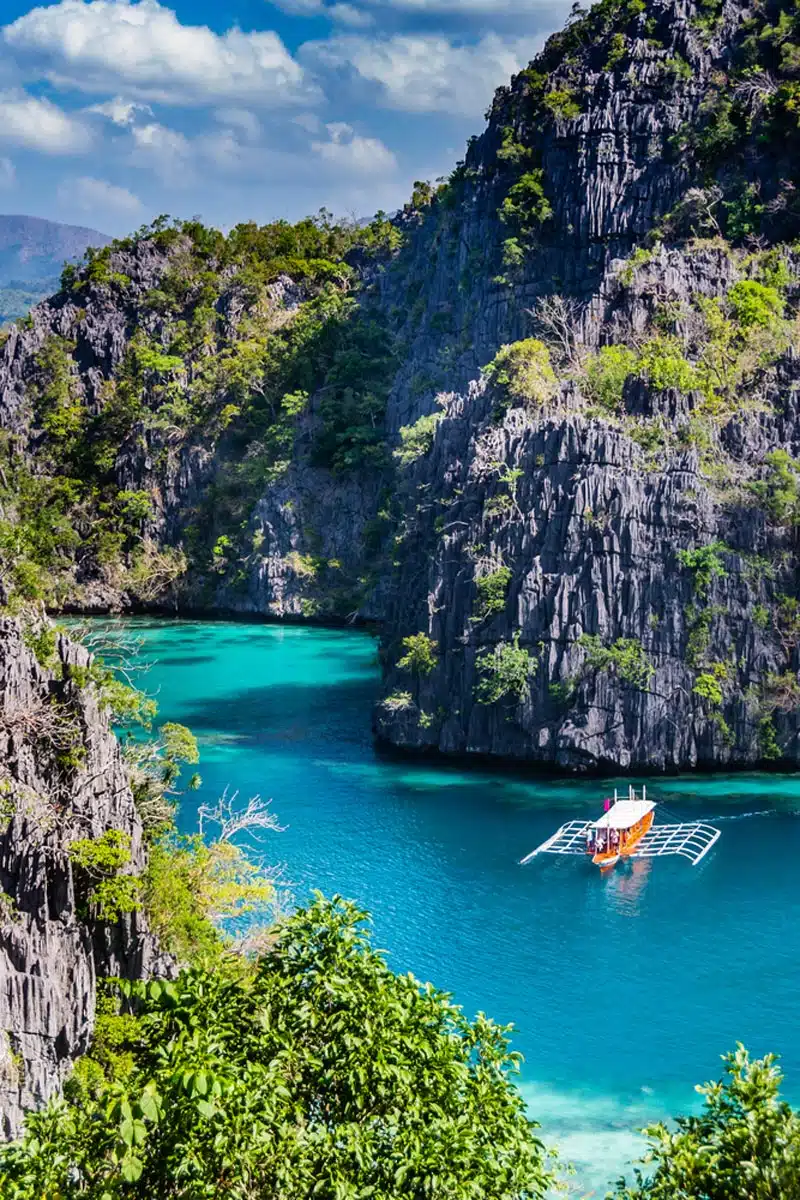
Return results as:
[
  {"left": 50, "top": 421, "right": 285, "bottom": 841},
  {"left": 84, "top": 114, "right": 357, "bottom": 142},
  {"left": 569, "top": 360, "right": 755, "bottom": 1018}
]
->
[{"left": 520, "top": 786, "right": 721, "bottom": 869}]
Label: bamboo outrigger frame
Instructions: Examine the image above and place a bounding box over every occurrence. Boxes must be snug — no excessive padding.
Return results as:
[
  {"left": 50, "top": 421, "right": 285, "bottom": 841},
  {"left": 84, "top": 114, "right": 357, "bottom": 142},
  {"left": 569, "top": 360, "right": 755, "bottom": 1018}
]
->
[{"left": 520, "top": 785, "right": 721, "bottom": 869}]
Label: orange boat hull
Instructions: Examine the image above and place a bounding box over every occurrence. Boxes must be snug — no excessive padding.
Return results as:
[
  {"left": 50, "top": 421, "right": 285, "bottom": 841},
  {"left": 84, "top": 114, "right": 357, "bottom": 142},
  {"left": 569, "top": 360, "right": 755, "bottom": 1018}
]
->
[{"left": 592, "top": 810, "right": 654, "bottom": 868}]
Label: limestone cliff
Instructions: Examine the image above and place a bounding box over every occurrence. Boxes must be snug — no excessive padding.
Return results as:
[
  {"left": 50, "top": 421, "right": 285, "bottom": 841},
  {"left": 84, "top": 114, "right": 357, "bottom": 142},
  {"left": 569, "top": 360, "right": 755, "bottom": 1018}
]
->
[
  {"left": 0, "top": 620, "right": 163, "bottom": 1137},
  {"left": 3, "top": 0, "right": 800, "bottom": 769}
]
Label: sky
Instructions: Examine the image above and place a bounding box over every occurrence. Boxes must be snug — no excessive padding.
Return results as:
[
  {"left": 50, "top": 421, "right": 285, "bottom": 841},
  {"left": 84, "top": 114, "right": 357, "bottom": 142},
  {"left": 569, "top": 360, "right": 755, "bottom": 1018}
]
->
[{"left": 0, "top": 0, "right": 573, "bottom": 236}]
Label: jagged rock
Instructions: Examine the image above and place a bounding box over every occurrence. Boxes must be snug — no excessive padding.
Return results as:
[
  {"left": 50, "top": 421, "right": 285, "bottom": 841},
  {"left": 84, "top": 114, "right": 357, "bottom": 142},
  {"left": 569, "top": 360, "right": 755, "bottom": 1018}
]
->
[{"left": 0, "top": 621, "right": 167, "bottom": 1137}]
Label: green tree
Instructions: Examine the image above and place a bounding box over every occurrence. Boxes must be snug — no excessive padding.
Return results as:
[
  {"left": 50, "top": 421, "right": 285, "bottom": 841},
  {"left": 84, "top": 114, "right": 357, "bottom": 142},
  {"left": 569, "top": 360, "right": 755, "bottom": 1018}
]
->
[
  {"left": 475, "top": 633, "right": 535, "bottom": 704},
  {"left": 0, "top": 896, "right": 556, "bottom": 1200},
  {"left": 397, "top": 631, "right": 438, "bottom": 675},
  {"left": 579, "top": 634, "right": 654, "bottom": 689},
  {"left": 483, "top": 338, "right": 558, "bottom": 409},
  {"left": 616, "top": 1045, "right": 800, "bottom": 1199}
]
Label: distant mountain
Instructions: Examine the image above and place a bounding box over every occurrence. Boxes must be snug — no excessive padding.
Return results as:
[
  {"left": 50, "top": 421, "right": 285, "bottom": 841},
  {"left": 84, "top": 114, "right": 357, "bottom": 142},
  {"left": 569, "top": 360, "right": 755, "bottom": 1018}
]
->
[{"left": 0, "top": 214, "right": 110, "bottom": 324}]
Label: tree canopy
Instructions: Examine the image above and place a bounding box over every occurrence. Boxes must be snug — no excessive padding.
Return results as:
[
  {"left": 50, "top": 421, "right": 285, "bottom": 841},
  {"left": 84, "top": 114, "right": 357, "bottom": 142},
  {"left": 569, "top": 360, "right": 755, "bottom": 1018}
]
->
[
  {"left": 615, "top": 1045, "right": 800, "bottom": 1200},
  {"left": 0, "top": 895, "right": 555, "bottom": 1199}
]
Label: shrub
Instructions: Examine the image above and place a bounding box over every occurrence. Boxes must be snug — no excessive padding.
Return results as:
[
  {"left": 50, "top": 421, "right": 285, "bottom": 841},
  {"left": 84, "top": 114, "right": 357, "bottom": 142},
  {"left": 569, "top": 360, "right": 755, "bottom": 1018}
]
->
[
  {"left": 397, "top": 632, "right": 438, "bottom": 675},
  {"left": 68, "top": 830, "right": 142, "bottom": 924},
  {"left": 677, "top": 541, "right": 729, "bottom": 598},
  {"left": 605, "top": 32, "right": 627, "bottom": 67},
  {"left": 543, "top": 88, "right": 581, "bottom": 119},
  {"left": 473, "top": 565, "right": 513, "bottom": 621},
  {"left": 584, "top": 345, "right": 638, "bottom": 411},
  {"left": 579, "top": 634, "right": 654, "bottom": 689},
  {"left": 637, "top": 336, "right": 698, "bottom": 392},
  {"left": 383, "top": 690, "right": 414, "bottom": 711},
  {"left": 483, "top": 338, "right": 558, "bottom": 409},
  {"left": 748, "top": 449, "right": 800, "bottom": 524},
  {"left": 499, "top": 171, "right": 553, "bottom": 237},
  {"left": 395, "top": 410, "right": 444, "bottom": 466},
  {"left": 475, "top": 633, "right": 534, "bottom": 704},
  {"left": 615, "top": 1046, "right": 800, "bottom": 1198},
  {"left": 0, "top": 897, "right": 556, "bottom": 1199},
  {"left": 727, "top": 280, "right": 784, "bottom": 329}
]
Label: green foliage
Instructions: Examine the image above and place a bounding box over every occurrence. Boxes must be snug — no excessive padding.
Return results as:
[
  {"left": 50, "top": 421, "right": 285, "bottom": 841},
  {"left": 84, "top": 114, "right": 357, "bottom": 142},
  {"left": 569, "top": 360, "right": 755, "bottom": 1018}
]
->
[
  {"left": 759, "top": 714, "right": 781, "bottom": 760},
  {"left": 677, "top": 541, "right": 729, "bottom": 598},
  {"left": 397, "top": 632, "right": 438, "bottom": 675},
  {"left": 0, "top": 897, "right": 555, "bottom": 1200},
  {"left": 579, "top": 634, "right": 654, "bottom": 689},
  {"left": 727, "top": 280, "right": 784, "bottom": 329},
  {"left": 749, "top": 449, "right": 800, "bottom": 524},
  {"left": 483, "top": 338, "right": 558, "bottom": 410},
  {"left": 68, "top": 830, "right": 142, "bottom": 924},
  {"left": 543, "top": 88, "right": 581, "bottom": 119},
  {"left": 637, "top": 336, "right": 698, "bottom": 392},
  {"left": 605, "top": 32, "right": 627, "bottom": 67},
  {"left": 615, "top": 1046, "right": 800, "bottom": 1199},
  {"left": 475, "top": 633, "right": 535, "bottom": 704},
  {"left": 141, "top": 833, "right": 270, "bottom": 965},
  {"left": 31, "top": 337, "right": 84, "bottom": 450},
  {"left": 473, "top": 565, "right": 513, "bottom": 621},
  {"left": 693, "top": 669, "right": 725, "bottom": 708},
  {"left": 394, "top": 410, "right": 444, "bottom": 466},
  {"left": 499, "top": 171, "right": 553, "bottom": 239},
  {"left": 584, "top": 344, "right": 638, "bottom": 411},
  {"left": 22, "top": 623, "right": 57, "bottom": 669}
]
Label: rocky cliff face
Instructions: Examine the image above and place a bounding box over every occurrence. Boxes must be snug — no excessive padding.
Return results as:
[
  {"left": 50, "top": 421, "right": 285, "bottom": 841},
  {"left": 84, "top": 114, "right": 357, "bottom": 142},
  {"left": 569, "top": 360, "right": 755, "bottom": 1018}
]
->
[
  {"left": 3, "top": 0, "right": 800, "bottom": 771},
  {"left": 0, "top": 620, "right": 163, "bottom": 1137},
  {"left": 371, "top": 0, "right": 800, "bottom": 769}
]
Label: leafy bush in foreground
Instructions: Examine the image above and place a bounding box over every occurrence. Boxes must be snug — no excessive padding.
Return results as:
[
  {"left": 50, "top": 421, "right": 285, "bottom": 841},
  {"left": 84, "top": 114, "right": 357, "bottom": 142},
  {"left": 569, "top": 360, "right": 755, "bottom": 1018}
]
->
[
  {"left": 616, "top": 1045, "right": 800, "bottom": 1199},
  {"left": 0, "top": 896, "right": 555, "bottom": 1200}
]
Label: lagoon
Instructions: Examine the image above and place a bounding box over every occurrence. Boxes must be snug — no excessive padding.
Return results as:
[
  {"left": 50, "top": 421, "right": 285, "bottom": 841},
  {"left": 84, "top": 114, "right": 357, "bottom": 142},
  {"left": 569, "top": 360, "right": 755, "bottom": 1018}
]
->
[{"left": 114, "top": 617, "right": 800, "bottom": 1195}]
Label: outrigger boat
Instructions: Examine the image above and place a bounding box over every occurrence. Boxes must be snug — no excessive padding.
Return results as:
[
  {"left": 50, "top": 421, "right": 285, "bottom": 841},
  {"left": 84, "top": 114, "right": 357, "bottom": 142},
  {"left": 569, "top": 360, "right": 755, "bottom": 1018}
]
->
[{"left": 520, "top": 785, "right": 721, "bottom": 869}]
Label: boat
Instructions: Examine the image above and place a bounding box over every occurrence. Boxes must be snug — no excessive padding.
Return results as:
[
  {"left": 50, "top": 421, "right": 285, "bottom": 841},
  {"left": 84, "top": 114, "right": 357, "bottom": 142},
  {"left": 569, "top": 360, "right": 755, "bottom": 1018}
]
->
[{"left": 520, "top": 785, "right": 721, "bottom": 869}]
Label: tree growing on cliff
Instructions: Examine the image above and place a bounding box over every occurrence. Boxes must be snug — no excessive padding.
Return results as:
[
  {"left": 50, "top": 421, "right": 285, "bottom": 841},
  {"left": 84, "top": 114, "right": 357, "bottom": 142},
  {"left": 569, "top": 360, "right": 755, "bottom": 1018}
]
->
[{"left": 0, "top": 896, "right": 556, "bottom": 1200}]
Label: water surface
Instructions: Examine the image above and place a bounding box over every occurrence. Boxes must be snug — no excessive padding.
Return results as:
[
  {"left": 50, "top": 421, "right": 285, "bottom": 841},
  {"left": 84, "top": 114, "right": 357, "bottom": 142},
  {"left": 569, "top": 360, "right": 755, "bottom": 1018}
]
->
[{"left": 111, "top": 618, "right": 800, "bottom": 1195}]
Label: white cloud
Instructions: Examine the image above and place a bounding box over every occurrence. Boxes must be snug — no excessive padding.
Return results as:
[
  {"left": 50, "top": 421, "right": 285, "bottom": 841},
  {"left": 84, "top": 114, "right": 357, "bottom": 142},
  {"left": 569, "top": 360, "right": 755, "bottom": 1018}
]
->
[
  {"left": 311, "top": 121, "right": 397, "bottom": 173},
  {"left": 351, "top": 0, "right": 567, "bottom": 12},
  {"left": 88, "top": 95, "right": 152, "bottom": 125},
  {"left": 214, "top": 107, "right": 261, "bottom": 141},
  {"left": 0, "top": 89, "right": 91, "bottom": 153},
  {"left": 59, "top": 174, "right": 142, "bottom": 214},
  {"left": 0, "top": 157, "right": 15, "bottom": 188},
  {"left": 293, "top": 111, "right": 321, "bottom": 133},
  {"left": 269, "top": 0, "right": 373, "bottom": 21},
  {"left": 3, "top": 0, "right": 317, "bottom": 107},
  {"left": 300, "top": 31, "right": 539, "bottom": 115},
  {"left": 128, "top": 119, "right": 193, "bottom": 182},
  {"left": 328, "top": 4, "right": 375, "bottom": 25}
]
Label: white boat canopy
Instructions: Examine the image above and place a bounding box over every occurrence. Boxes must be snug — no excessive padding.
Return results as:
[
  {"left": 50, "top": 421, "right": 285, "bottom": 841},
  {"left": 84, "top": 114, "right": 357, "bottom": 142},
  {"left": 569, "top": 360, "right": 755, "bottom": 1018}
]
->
[{"left": 593, "top": 799, "right": 655, "bottom": 830}]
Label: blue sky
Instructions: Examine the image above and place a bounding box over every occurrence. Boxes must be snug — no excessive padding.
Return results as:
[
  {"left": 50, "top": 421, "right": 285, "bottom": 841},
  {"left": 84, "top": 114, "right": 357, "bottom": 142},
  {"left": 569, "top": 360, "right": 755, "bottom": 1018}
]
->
[{"left": 0, "top": 0, "right": 572, "bottom": 235}]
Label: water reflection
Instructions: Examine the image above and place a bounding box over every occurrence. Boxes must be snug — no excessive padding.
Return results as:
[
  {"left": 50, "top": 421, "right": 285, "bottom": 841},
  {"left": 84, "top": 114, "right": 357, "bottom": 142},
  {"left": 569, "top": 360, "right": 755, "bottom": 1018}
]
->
[{"left": 605, "top": 858, "right": 652, "bottom": 917}]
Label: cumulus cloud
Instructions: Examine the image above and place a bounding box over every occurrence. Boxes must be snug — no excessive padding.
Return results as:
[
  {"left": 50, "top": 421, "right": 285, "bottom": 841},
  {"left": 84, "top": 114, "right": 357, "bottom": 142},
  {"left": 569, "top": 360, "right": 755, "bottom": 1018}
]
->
[
  {"left": 214, "top": 107, "right": 262, "bottom": 141},
  {"left": 300, "top": 31, "right": 539, "bottom": 115},
  {"left": 270, "top": 0, "right": 373, "bottom": 19},
  {"left": 88, "top": 95, "right": 153, "bottom": 125},
  {"left": 3, "top": 0, "right": 318, "bottom": 107},
  {"left": 0, "top": 157, "right": 15, "bottom": 188},
  {"left": 328, "top": 4, "right": 375, "bottom": 25},
  {"left": 0, "top": 89, "right": 91, "bottom": 153},
  {"left": 363, "top": 0, "right": 567, "bottom": 12},
  {"left": 59, "top": 174, "right": 142, "bottom": 214},
  {"left": 129, "top": 119, "right": 192, "bottom": 180},
  {"left": 311, "top": 121, "right": 397, "bottom": 173}
]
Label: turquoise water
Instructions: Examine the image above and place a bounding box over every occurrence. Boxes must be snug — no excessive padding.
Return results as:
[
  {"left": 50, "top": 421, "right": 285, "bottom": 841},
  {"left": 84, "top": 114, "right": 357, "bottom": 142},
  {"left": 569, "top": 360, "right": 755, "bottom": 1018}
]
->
[{"left": 111, "top": 618, "right": 800, "bottom": 1195}]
